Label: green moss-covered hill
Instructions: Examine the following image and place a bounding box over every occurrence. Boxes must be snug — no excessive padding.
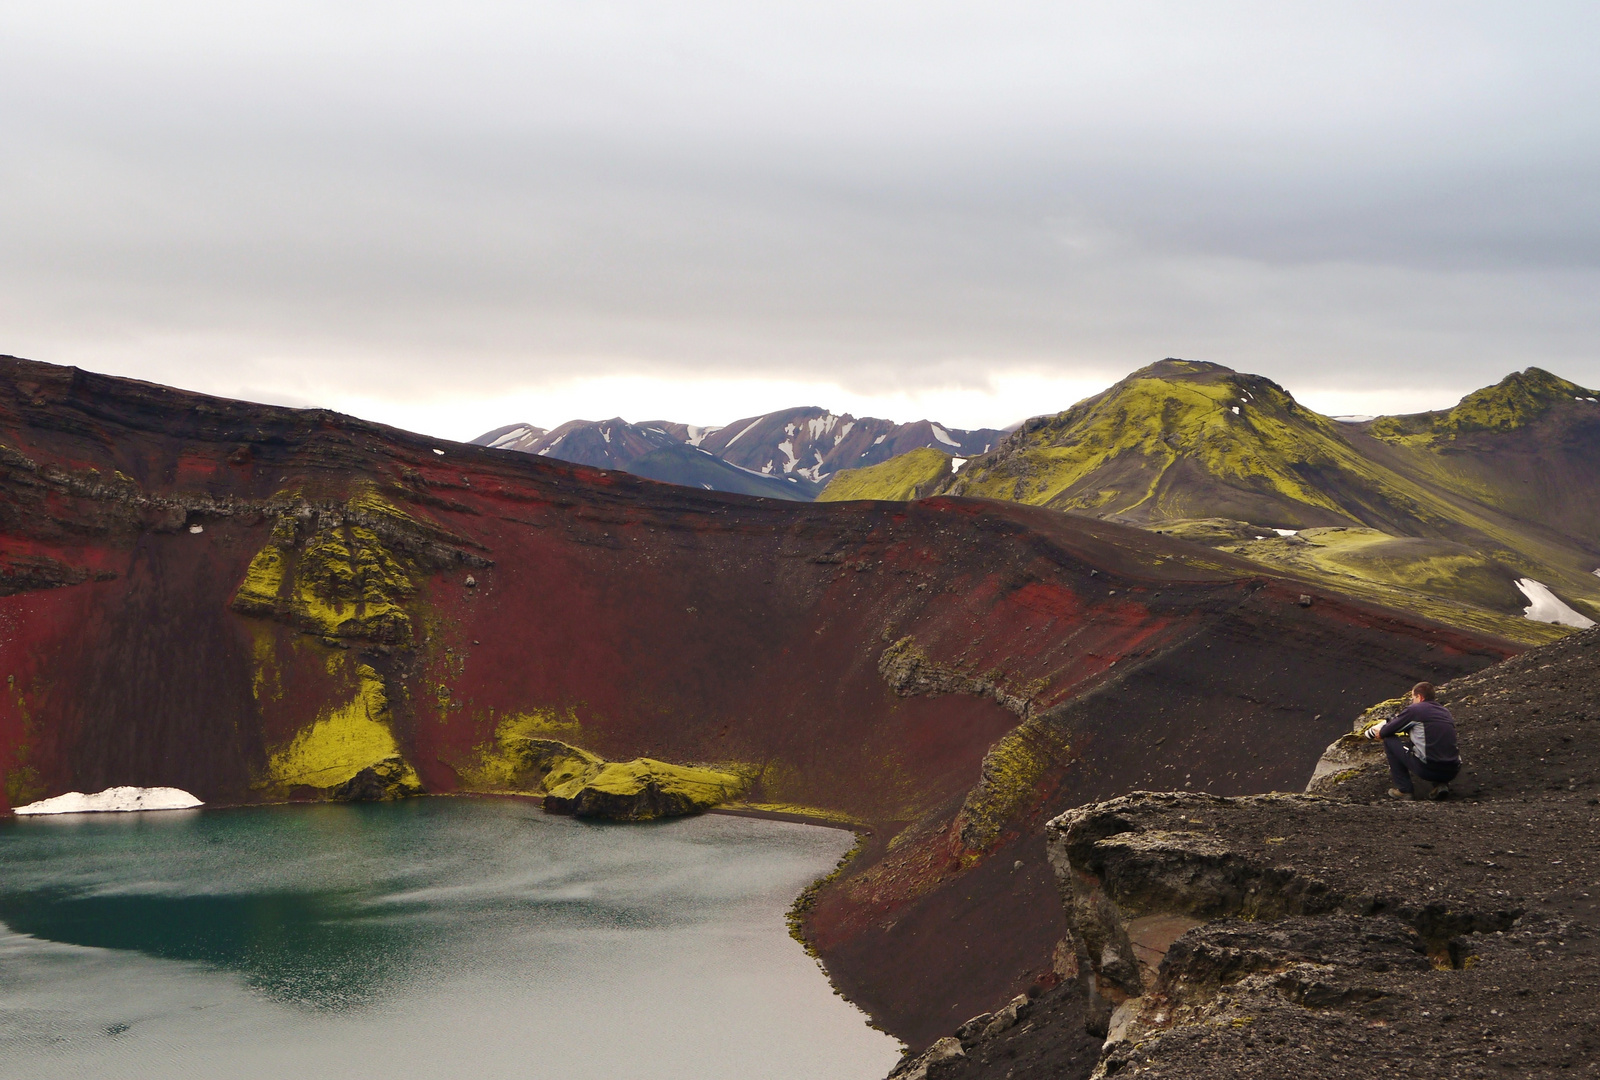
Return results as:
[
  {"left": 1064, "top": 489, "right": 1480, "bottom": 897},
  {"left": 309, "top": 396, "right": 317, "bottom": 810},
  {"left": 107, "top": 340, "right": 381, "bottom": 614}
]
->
[
  {"left": 816, "top": 446, "right": 956, "bottom": 502},
  {"left": 895, "top": 359, "right": 1600, "bottom": 642}
]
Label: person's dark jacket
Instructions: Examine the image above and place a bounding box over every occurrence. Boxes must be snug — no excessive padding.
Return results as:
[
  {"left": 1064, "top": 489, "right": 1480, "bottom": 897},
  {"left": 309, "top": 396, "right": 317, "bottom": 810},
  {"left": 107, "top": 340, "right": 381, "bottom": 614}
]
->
[{"left": 1377, "top": 700, "right": 1459, "bottom": 764}]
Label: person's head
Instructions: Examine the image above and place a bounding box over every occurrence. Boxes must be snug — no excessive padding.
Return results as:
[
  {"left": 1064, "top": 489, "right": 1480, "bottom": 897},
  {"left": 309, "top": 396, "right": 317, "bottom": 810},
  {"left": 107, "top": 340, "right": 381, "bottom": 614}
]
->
[{"left": 1411, "top": 681, "right": 1436, "bottom": 703}]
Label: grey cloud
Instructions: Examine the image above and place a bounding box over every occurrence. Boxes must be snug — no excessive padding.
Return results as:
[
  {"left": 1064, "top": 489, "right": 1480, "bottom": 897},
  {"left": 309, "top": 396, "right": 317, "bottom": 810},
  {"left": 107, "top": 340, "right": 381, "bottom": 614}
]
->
[{"left": 2, "top": 0, "right": 1598, "bottom": 409}]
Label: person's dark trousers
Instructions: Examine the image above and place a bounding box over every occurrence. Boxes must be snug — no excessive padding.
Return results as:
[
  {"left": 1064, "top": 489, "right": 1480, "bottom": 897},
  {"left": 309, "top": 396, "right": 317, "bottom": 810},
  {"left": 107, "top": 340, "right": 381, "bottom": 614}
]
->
[{"left": 1383, "top": 736, "right": 1460, "bottom": 793}]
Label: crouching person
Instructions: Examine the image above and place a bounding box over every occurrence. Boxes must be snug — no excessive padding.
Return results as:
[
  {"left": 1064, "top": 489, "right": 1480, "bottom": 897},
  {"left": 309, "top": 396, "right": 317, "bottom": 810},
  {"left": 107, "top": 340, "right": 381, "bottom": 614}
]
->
[{"left": 1366, "top": 681, "right": 1460, "bottom": 800}]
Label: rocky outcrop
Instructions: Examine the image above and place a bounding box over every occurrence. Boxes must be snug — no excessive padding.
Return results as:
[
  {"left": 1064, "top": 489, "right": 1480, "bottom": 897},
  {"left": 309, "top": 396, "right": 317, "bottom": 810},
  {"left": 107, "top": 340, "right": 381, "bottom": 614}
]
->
[
  {"left": 1041, "top": 790, "right": 1596, "bottom": 1077},
  {"left": 878, "top": 635, "right": 1034, "bottom": 718},
  {"left": 888, "top": 994, "right": 1042, "bottom": 1080},
  {"left": 541, "top": 756, "right": 746, "bottom": 821},
  {"left": 327, "top": 757, "right": 424, "bottom": 801},
  {"left": 911, "top": 625, "right": 1599, "bottom": 1078},
  {"left": 1047, "top": 794, "right": 1527, "bottom": 1034}
]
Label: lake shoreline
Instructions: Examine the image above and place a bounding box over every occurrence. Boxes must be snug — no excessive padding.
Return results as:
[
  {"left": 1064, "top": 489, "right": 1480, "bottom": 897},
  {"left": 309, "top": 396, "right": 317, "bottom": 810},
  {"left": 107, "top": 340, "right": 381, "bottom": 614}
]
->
[{"left": 3, "top": 790, "right": 871, "bottom": 836}]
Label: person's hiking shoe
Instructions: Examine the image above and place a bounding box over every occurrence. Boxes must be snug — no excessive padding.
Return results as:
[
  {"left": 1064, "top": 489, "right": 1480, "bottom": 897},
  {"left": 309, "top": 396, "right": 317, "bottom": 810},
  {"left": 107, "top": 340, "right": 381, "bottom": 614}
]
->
[
  {"left": 1387, "top": 788, "right": 1413, "bottom": 800},
  {"left": 1427, "top": 785, "right": 1451, "bottom": 801}
]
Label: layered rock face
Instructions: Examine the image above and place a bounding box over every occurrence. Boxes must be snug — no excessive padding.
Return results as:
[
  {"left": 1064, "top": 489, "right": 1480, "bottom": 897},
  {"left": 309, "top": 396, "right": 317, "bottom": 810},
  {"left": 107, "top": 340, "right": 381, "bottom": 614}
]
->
[
  {"left": 917, "top": 626, "right": 1598, "bottom": 1079},
  {"left": 0, "top": 355, "right": 1516, "bottom": 1048}
]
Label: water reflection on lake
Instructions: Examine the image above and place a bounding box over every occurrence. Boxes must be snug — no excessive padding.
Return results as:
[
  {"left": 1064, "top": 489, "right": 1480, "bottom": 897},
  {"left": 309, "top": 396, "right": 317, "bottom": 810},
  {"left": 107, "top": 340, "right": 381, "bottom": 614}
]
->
[{"left": 0, "top": 798, "right": 900, "bottom": 1080}]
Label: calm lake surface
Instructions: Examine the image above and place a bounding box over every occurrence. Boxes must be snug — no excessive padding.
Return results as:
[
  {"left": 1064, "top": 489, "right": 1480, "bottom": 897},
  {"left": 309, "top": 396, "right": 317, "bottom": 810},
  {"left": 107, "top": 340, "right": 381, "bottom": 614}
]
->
[{"left": 0, "top": 798, "right": 901, "bottom": 1080}]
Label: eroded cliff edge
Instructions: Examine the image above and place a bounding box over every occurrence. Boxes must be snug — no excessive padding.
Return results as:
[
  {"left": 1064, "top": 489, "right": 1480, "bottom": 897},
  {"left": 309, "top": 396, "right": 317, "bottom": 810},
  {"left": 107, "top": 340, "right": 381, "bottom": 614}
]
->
[{"left": 901, "top": 626, "right": 1598, "bottom": 1079}]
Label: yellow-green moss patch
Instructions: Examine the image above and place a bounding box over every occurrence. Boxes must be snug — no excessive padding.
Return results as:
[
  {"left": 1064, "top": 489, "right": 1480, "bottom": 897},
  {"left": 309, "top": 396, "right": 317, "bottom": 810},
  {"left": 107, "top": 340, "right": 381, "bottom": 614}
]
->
[
  {"left": 946, "top": 364, "right": 1391, "bottom": 521},
  {"left": 955, "top": 718, "right": 1072, "bottom": 852},
  {"left": 1370, "top": 367, "right": 1597, "bottom": 444},
  {"left": 818, "top": 447, "right": 955, "bottom": 502},
  {"left": 543, "top": 757, "right": 747, "bottom": 820},
  {"left": 265, "top": 663, "right": 420, "bottom": 793},
  {"left": 1212, "top": 527, "right": 1571, "bottom": 645},
  {"left": 1353, "top": 695, "right": 1412, "bottom": 736},
  {"left": 454, "top": 710, "right": 594, "bottom": 791},
  {"left": 231, "top": 485, "right": 437, "bottom": 645},
  {"left": 786, "top": 831, "right": 868, "bottom": 955},
  {"left": 4, "top": 763, "right": 45, "bottom": 808},
  {"left": 719, "top": 802, "right": 868, "bottom": 827}
]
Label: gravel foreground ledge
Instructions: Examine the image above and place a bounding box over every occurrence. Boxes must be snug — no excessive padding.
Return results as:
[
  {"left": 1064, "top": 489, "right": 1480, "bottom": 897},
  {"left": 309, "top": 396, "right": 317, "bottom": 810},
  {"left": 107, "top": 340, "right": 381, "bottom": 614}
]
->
[{"left": 895, "top": 626, "right": 1599, "bottom": 1079}]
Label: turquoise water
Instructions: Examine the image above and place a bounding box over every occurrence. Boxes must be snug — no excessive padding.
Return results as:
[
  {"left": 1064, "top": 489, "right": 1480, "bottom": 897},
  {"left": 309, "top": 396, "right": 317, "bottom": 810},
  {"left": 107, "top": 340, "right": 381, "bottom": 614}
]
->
[{"left": 0, "top": 799, "right": 900, "bottom": 1080}]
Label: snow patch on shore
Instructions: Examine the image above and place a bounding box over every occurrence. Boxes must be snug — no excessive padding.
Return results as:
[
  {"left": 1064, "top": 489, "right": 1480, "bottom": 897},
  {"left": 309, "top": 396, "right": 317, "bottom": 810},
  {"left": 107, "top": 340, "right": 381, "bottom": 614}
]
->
[
  {"left": 14, "top": 786, "right": 203, "bottom": 816},
  {"left": 1514, "top": 579, "right": 1595, "bottom": 629}
]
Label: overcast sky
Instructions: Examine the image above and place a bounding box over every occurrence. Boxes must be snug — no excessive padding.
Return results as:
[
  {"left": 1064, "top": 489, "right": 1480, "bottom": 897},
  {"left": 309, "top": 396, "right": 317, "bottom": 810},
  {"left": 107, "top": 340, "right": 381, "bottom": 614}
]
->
[{"left": 3, "top": 2, "right": 1598, "bottom": 438}]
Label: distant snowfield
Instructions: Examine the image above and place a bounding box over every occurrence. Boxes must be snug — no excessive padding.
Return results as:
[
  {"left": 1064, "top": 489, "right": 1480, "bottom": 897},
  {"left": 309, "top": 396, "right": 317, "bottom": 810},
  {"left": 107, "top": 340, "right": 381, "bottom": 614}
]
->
[
  {"left": 14, "top": 786, "right": 203, "bottom": 816},
  {"left": 1514, "top": 579, "right": 1596, "bottom": 629}
]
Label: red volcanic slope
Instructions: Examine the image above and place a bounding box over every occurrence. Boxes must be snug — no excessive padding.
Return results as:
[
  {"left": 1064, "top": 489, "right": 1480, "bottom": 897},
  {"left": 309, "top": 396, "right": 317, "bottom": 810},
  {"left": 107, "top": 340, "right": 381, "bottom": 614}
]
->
[{"left": 0, "top": 357, "right": 1515, "bottom": 1047}]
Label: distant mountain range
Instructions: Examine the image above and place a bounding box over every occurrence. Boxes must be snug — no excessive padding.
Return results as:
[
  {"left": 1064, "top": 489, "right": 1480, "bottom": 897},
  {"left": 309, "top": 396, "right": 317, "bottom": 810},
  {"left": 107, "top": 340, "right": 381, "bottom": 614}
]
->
[
  {"left": 472, "top": 408, "right": 1005, "bottom": 500},
  {"left": 823, "top": 359, "right": 1600, "bottom": 643}
]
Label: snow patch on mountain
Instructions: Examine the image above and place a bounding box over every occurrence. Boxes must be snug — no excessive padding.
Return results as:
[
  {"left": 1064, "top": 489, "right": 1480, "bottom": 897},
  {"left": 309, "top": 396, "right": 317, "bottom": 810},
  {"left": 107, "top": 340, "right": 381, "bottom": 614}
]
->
[
  {"left": 807, "top": 414, "right": 839, "bottom": 441},
  {"left": 489, "top": 425, "right": 537, "bottom": 448},
  {"left": 1515, "top": 578, "right": 1595, "bottom": 628},
  {"left": 724, "top": 417, "right": 763, "bottom": 448}
]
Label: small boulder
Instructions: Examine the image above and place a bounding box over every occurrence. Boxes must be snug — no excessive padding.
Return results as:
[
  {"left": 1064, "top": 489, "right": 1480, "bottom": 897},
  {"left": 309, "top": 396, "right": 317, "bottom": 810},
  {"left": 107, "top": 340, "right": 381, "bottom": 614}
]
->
[
  {"left": 889, "top": 1036, "right": 964, "bottom": 1080},
  {"left": 328, "top": 757, "right": 424, "bottom": 802}
]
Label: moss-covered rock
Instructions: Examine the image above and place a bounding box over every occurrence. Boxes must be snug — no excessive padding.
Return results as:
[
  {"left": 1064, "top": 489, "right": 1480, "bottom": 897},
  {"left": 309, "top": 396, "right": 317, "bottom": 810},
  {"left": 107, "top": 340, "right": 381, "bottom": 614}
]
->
[
  {"left": 542, "top": 757, "right": 746, "bottom": 820},
  {"left": 455, "top": 719, "right": 745, "bottom": 821},
  {"left": 328, "top": 756, "right": 424, "bottom": 801},
  {"left": 954, "top": 717, "right": 1071, "bottom": 852},
  {"left": 262, "top": 662, "right": 425, "bottom": 799},
  {"left": 232, "top": 489, "right": 424, "bottom": 644},
  {"left": 232, "top": 481, "right": 489, "bottom": 646}
]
